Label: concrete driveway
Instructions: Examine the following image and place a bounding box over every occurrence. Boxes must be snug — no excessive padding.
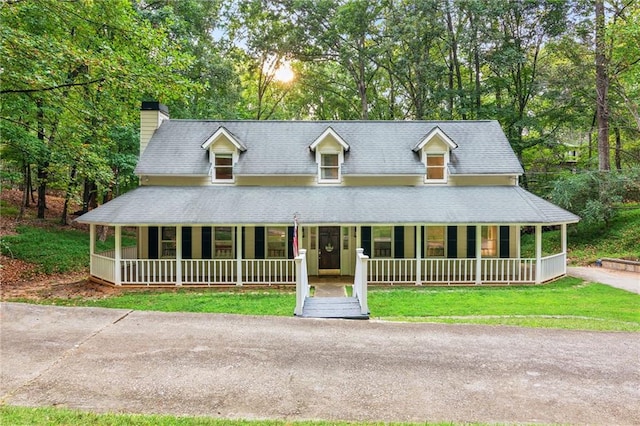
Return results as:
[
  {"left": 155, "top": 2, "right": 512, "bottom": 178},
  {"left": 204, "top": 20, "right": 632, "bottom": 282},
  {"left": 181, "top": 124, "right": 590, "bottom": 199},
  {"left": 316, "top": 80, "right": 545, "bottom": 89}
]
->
[
  {"left": 1, "top": 302, "right": 639, "bottom": 425},
  {"left": 568, "top": 266, "right": 640, "bottom": 294}
]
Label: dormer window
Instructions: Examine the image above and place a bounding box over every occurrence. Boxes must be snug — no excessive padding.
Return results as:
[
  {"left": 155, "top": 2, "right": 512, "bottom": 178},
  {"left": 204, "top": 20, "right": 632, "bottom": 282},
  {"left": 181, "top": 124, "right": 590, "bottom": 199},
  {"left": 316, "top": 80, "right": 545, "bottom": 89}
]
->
[
  {"left": 413, "top": 126, "right": 457, "bottom": 184},
  {"left": 214, "top": 153, "right": 233, "bottom": 181},
  {"left": 309, "top": 127, "right": 350, "bottom": 184},
  {"left": 320, "top": 153, "right": 340, "bottom": 180},
  {"left": 426, "top": 153, "right": 446, "bottom": 181},
  {"left": 201, "top": 126, "right": 246, "bottom": 184}
]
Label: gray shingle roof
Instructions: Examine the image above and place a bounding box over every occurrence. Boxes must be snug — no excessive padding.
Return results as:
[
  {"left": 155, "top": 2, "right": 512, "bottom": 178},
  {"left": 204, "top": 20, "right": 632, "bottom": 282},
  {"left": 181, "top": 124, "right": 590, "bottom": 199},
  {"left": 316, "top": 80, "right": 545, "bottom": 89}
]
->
[
  {"left": 77, "top": 186, "right": 578, "bottom": 225},
  {"left": 135, "top": 120, "right": 523, "bottom": 176}
]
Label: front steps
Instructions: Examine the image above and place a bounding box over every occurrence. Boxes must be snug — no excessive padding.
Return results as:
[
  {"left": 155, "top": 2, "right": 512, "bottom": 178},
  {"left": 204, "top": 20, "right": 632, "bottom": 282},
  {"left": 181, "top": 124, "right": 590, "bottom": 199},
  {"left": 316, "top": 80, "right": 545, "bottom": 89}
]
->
[{"left": 299, "top": 296, "right": 369, "bottom": 319}]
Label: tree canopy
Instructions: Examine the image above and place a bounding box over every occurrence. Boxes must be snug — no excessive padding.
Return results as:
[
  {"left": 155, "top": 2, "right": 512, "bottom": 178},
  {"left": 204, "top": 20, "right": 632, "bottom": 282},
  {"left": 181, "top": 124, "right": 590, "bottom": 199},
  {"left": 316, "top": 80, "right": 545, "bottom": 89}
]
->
[{"left": 1, "top": 0, "right": 638, "bottom": 224}]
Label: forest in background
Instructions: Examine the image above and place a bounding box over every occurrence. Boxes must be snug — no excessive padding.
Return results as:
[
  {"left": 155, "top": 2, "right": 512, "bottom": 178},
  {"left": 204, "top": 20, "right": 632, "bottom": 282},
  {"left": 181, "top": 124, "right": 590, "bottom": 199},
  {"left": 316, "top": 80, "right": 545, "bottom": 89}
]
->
[{"left": 1, "top": 0, "right": 639, "bottom": 226}]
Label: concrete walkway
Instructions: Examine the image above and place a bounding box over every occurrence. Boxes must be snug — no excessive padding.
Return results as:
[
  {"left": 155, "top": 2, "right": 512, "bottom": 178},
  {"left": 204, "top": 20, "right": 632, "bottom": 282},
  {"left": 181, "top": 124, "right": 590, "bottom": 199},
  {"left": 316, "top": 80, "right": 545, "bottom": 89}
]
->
[
  {"left": 1, "top": 302, "right": 639, "bottom": 425},
  {"left": 568, "top": 266, "right": 640, "bottom": 294}
]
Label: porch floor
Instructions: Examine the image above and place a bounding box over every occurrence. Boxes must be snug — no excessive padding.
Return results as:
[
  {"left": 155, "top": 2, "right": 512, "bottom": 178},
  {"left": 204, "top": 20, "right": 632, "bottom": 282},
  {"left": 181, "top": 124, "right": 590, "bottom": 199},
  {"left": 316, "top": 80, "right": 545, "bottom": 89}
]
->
[{"left": 300, "top": 297, "right": 369, "bottom": 319}]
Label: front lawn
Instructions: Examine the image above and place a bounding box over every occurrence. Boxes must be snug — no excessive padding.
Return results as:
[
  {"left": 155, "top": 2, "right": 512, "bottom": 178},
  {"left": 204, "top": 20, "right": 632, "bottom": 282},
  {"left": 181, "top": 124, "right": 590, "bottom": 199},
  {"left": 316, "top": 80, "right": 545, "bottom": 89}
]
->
[{"left": 21, "top": 277, "right": 640, "bottom": 331}]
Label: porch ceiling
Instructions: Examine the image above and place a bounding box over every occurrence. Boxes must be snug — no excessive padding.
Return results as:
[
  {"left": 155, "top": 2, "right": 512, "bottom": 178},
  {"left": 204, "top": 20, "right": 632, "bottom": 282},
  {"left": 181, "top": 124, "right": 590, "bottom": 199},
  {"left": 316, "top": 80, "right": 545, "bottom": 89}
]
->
[{"left": 76, "top": 185, "right": 579, "bottom": 226}]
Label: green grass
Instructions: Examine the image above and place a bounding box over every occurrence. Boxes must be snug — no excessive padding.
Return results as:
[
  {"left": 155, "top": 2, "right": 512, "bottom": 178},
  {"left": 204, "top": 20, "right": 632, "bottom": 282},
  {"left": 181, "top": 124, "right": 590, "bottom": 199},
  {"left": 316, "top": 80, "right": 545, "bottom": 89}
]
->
[
  {"left": 0, "top": 225, "right": 136, "bottom": 274},
  {"left": 368, "top": 277, "right": 639, "bottom": 331},
  {"left": 53, "top": 289, "right": 297, "bottom": 316},
  {"left": 521, "top": 204, "right": 640, "bottom": 264},
  {"left": 22, "top": 277, "right": 640, "bottom": 332},
  {"left": 0, "top": 406, "right": 473, "bottom": 426}
]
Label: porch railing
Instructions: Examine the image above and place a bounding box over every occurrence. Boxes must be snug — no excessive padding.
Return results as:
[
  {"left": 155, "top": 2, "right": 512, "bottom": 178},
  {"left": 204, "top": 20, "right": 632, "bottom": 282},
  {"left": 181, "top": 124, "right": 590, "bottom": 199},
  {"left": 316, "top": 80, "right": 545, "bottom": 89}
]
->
[
  {"left": 352, "top": 248, "right": 369, "bottom": 315},
  {"left": 91, "top": 251, "right": 565, "bottom": 286},
  {"left": 91, "top": 254, "right": 116, "bottom": 283},
  {"left": 294, "top": 250, "right": 309, "bottom": 316},
  {"left": 242, "top": 259, "right": 296, "bottom": 284},
  {"left": 539, "top": 253, "right": 567, "bottom": 282},
  {"left": 368, "top": 257, "right": 544, "bottom": 285}
]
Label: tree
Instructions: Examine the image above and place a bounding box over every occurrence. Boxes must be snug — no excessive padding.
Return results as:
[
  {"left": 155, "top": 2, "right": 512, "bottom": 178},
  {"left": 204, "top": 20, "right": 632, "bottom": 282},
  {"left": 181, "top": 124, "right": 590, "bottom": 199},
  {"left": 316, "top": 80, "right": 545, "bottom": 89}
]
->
[
  {"left": 1, "top": 0, "right": 194, "bottom": 221},
  {"left": 595, "top": 0, "right": 611, "bottom": 171}
]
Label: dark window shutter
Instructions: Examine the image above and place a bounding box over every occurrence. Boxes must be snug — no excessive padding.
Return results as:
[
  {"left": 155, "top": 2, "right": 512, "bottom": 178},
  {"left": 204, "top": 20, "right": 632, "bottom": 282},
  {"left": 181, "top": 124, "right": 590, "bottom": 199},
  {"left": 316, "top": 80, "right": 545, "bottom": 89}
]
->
[
  {"left": 361, "top": 226, "right": 371, "bottom": 257},
  {"left": 394, "top": 226, "right": 404, "bottom": 258},
  {"left": 255, "top": 226, "right": 265, "bottom": 259},
  {"left": 447, "top": 226, "right": 457, "bottom": 258},
  {"left": 287, "top": 226, "right": 294, "bottom": 259},
  {"left": 148, "top": 226, "right": 159, "bottom": 259},
  {"left": 467, "top": 226, "right": 476, "bottom": 258},
  {"left": 201, "top": 227, "right": 212, "bottom": 259},
  {"left": 242, "top": 227, "right": 245, "bottom": 259},
  {"left": 181, "top": 227, "right": 192, "bottom": 259},
  {"left": 499, "top": 226, "right": 510, "bottom": 258}
]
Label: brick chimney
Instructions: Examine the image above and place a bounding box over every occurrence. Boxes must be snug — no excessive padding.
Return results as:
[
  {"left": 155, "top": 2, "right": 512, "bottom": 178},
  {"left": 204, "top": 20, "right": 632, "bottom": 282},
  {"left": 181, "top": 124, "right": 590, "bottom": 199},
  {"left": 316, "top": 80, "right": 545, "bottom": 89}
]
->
[{"left": 140, "top": 101, "right": 169, "bottom": 155}]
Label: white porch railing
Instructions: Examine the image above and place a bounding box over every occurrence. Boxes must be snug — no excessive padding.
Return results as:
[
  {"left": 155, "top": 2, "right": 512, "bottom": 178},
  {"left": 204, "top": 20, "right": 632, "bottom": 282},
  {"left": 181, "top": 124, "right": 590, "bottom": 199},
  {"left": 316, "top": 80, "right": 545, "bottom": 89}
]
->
[
  {"left": 422, "top": 259, "right": 475, "bottom": 284},
  {"left": 368, "top": 257, "right": 543, "bottom": 285},
  {"left": 91, "top": 254, "right": 116, "bottom": 283},
  {"left": 122, "top": 259, "right": 177, "bottom": 284},
  {"left": 352, "top": 248, "right": 369, "bottom": 315},
  {"left": 294, "top": 249, "right": 309, "bottom": 316},
  {"left": 242, "top": 259, "right": 296, "bottom": 284},
  {"left": 182, "top": 259, "right": 236, "bottom": 285},
  {"left": 97, "top": 246, "right": 137, "bottom": 259},
  {"left": 479, "top": 258, "right": 537, "bottom": 283},
  {"left": 91, "top": 250, "right": 565, "bottom": 287},
  {"left": 539, "top": 253, "right": 567, "bottom": 282},
  {"left": 368, "top": 258, "right": 416, "bottom": 283}
]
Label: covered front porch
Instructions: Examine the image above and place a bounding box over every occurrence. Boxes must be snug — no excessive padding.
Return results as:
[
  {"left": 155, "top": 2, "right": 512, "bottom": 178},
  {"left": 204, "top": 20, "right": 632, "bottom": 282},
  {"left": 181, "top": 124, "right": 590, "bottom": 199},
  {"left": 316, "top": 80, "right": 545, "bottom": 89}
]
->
[{"left": 88, "top": 223, "right": 569, "bottom": 287}]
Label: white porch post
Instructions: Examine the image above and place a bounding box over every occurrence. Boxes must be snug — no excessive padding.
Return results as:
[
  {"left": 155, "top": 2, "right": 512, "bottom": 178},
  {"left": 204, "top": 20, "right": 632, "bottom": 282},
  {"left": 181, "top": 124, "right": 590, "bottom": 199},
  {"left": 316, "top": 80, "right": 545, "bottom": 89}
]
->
[
  {"left": 535, "top": 225, "right": 542, "bottom": 284},
  {"left": 475, "top": 225, "right": 482, "bottom": 285},
  {"left": 415, "top": 225, "right": 422, "bottom": 286},
  {"left": 516, "top": 225, "right": 521, "bottom": 259},
  {"left": 561, "top": 223, "right": 567, "bottom": 275},
  {"left": 176, "top": 225, "right": 182, "bottom": 286},
  {"left": 114, "top": 225, "right": 122, "bottom": 286},
  {"left": 89, "top": 224, "right": 95, "bottom": 276},
  {"left": 236, "top": 226, "right": 243, "bottom": 286},
  {"left": 356, "top": 225, "right": 361, "bottom": 248}
]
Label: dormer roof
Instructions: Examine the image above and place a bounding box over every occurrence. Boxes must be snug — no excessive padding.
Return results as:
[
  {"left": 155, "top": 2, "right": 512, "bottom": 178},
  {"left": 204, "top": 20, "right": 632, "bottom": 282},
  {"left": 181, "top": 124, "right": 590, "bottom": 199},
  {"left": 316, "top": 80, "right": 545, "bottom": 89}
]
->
[
  {"left": 412, "top": 126, "right": 458, "bottom": 152},
  {"left": 201, "top": 126, "right": 247, "bottom": 151},
  {"left": 309, "top": 127, "right": 350, "bottom": 152}
]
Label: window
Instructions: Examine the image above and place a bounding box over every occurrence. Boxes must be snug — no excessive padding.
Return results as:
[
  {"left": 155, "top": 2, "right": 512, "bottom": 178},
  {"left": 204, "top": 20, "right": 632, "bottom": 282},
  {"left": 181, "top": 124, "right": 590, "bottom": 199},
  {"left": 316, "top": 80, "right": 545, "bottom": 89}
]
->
[
  {"left": 267, "top": 227, "right": 286, "bottom": 258},
  {"left": 426, "top": 226, "right": 445, "bottom": 257},
  {"left": 373, "top": 226, "right": 392, "bottom": 258},
  {"left": 161, "top": 227, "right": 176, "bottom": 258},
  {"left": 214, "top": 226, "right": 233, "bottom": 258},
  {"left": 214, "top": 153, "right": 233, "bottom": 180},
  {"left": 310, "top": 227, "right": 317, "bottom": 250},
  {"left": 320, "top": 153, "right": 339, "bottom": 181},
  {"left": 426, "top": 153, "right": 445, "bottom": 181},
  {"left": 481, "top": 226, "right": 497, "bottom": 256}
]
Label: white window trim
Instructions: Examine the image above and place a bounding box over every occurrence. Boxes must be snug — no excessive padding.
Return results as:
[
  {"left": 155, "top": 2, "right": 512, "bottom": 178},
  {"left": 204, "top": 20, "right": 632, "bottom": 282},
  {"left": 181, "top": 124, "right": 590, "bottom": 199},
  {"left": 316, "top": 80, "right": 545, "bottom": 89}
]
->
[
  {"left": 316, "top": 150, "right": 344, "bottom": 184},
  {"left": 423, "top": 151, "right": 449, "bottom": 184},
  {"left": 211, "top": 151, "right": 237, "bottom": 183}
]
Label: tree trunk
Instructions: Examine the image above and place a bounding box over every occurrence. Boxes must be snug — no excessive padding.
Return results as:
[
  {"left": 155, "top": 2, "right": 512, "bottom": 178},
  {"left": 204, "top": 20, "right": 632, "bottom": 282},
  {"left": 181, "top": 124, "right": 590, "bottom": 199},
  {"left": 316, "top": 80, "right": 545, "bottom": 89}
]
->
[
  {"left": 595, "top": 0, "right": 610, "bottom": 171},
  {"left": 19, "top": 164, "right": 28, "bottom": 220},
  {"left": 36, "top": 165, "right": 48, "bottom": 219},
  {"left": 36, "top": 98, "right": 47, "bottom": 219},
  {"left": 614, "top": 126, "right": 621, "bottom": 170},
  {"left": 61, "top": 164, "right": 77, "bottom": 225}
]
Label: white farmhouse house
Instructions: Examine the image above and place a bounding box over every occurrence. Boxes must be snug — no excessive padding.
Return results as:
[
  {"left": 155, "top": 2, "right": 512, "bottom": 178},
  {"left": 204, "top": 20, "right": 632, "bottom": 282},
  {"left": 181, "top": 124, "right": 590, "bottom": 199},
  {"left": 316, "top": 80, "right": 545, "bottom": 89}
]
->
[{"left": 78, "top": 102, "right": 579, "bottom": 316}]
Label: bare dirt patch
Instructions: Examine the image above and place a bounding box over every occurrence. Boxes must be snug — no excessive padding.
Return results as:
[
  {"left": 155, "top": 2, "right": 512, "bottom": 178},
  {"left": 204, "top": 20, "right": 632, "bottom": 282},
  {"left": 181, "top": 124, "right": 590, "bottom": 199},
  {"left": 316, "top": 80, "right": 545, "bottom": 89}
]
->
[{"left": 1, "top": 188, "right": 117, "bottom": 301}]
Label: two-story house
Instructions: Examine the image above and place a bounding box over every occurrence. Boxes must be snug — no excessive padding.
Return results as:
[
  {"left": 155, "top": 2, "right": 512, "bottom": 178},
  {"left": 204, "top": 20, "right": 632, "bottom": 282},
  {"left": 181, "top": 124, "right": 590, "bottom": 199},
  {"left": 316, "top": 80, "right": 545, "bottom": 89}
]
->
[{"left": 78, "top": 102, "right": 579, "bottom": 295}]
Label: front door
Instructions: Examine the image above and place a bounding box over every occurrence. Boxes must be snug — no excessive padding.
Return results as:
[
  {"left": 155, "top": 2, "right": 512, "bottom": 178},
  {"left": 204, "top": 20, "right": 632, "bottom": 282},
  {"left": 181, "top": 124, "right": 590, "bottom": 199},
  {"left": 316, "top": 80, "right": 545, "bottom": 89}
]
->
[{"left": 318, "top": 226, "right": 341, "bottom": 274}]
